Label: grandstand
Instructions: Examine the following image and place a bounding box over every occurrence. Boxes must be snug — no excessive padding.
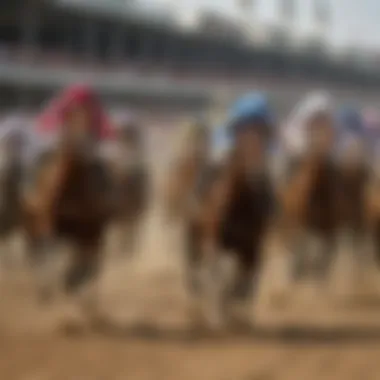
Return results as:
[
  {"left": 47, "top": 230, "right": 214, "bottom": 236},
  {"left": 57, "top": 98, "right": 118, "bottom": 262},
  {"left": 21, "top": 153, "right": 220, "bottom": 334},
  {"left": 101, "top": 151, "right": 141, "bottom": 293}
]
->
[{"left": 1, "top": 0, "right": 380, "bottom": 113}]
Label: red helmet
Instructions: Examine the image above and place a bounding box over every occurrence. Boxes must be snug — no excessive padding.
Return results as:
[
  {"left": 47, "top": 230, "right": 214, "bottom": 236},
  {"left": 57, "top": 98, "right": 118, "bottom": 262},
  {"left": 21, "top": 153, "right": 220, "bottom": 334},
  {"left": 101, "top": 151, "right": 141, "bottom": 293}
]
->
[{"left": 36, "top": 84, "right": 115, "bottom": 140}]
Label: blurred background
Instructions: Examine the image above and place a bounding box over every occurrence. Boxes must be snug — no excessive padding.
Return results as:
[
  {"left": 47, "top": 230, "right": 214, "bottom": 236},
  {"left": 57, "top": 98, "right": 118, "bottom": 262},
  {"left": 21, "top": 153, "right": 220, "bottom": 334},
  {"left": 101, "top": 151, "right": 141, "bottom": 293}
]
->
[{"left": 2, "top": 0, "right": 380, "bottom": 120}]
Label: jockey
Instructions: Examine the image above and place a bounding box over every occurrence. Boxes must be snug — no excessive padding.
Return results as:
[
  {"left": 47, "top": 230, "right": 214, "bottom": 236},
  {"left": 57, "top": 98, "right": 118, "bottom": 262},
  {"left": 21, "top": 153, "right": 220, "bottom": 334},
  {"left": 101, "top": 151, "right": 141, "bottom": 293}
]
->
[
  {"left": 282, "top": 91, "right": 335, "bottom": 160},
  {"left": 277, "top": 91, "right": 336, "bottom": 184},
  {"left": 36, "top": 84, "right": 114, "bottom": 155},
  {"left": 224, "top": 91, "right": 275, "bottom": 175}
]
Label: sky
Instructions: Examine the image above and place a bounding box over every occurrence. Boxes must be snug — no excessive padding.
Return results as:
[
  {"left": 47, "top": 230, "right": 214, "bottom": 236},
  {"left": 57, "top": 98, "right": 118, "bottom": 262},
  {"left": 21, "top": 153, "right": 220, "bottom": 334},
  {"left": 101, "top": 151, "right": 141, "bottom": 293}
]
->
[{"left": 145, "top": 0, "right": 380, "bottom": 50}]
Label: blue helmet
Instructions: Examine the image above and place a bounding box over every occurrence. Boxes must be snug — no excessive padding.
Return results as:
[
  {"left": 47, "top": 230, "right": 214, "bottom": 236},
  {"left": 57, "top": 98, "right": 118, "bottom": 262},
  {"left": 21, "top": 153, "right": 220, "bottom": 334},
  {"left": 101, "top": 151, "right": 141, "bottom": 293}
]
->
[
  {"left": 226, "top": 92, "right": 274, "bottom": 136},
  {"left": 336, "top": 106, "right": 365, "bottom": 136}
]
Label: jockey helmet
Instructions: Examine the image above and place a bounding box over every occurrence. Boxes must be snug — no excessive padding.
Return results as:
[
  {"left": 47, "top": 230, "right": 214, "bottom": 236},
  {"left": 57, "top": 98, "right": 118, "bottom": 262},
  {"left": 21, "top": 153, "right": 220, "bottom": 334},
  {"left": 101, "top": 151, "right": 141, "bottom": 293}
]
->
[{"left": 226, "top": 92, "right": 274, "bottom": 137}]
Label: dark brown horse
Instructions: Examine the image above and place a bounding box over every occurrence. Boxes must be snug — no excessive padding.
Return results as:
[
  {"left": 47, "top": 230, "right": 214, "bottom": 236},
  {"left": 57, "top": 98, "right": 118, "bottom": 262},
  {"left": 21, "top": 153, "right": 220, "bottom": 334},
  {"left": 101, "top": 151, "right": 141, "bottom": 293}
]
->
[
  {"left": 22, "top": 85, "right": 115, "bottom": 327},
  {"left": 278, "top": 155, "right": 341, "bottom": 282},
  {"left": 185, "top": 124, "right": 274, "bottom": 328}
]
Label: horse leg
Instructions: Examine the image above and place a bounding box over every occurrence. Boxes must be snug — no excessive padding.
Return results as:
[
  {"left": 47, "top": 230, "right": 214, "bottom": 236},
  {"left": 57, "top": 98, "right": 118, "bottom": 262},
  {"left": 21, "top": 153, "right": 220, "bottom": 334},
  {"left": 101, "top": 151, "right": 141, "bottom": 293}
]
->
[
  {"left": 60, "top": 241, "right": 104, "bottom": 331},
  {"left": 27, "top": 235, "right": 59, "bottom": 304},
  {"left": 199, "top": 247, "right": 235, "bottom": 330},
  {"left": 344, "top": 228, "right": 374, "bottom": 292},
  {"left": 228, "top": 246, "right": 262, "bottom": 326},
  {"left": 290, "top": 230, "right": 310, "bottom": 282},
  {"left": 184, "top": 222, "right": 203, "bottom": 296},
  {"left": 64, "top": 244, "right": 100, "bottom": 293},
  {"left": 309, "top": 233, "right": 333, "bottom": 283}
]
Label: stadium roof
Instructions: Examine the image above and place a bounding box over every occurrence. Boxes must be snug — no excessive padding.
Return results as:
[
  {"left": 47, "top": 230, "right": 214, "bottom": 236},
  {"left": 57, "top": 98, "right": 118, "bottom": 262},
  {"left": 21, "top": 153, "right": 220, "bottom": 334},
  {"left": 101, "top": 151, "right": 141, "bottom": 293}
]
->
[{"left": 54, "top": 0, "right": 177, "bottom": 26}]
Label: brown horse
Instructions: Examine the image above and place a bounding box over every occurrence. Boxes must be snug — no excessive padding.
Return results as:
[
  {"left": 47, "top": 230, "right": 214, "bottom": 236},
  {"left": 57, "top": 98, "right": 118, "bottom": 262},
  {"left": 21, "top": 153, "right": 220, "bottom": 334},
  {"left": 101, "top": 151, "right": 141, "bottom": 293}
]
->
[
  {"left": 278, "top": 154, "right": 341, "bottom": 282},
  {"left": 185, "top": 123, "right": 274, "bottom": 328},
  {"left": 274, "top": 92, "right": 339, "bottom": 288},
  {"left": 22, "top": 86, "right": 115, "bottom": 328},
  {"left": 278, "top": 102, "right": 371, "bottom": 289}
]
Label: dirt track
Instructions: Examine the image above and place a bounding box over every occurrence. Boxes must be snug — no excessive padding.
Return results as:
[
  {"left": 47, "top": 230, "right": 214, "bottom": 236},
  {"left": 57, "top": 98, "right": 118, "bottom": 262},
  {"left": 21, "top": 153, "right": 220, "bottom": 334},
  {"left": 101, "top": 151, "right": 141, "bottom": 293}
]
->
[
  {"left": 3, "top": 239, "right": 380, "bottom": 380},
  {"left": 2, "top": 130, "right": 380, "bottom": 379}
]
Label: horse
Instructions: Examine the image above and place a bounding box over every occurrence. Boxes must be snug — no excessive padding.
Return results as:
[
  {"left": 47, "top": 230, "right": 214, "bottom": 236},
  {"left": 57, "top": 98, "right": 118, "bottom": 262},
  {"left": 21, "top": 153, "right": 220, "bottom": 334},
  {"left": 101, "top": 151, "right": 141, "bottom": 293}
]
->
[
  {"left": 21, "top": 85, "right": 115, "bottom": 326},
  {"left": 184, "top": 93, "right": 275, "bottom": 329},
  {"left": 276, "top": 98, "right": 374, "bottom": 296},
  {"left": 277, "top": 92, "right": 340, "bottom": 285}
]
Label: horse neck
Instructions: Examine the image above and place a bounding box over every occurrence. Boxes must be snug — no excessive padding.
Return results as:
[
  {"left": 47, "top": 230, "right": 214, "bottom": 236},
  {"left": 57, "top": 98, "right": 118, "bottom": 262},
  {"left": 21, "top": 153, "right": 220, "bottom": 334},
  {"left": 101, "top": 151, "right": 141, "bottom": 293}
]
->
[
  {"left": 53, "top": 148, "right": 94, "bottom": 196},
  {"left": 226, "top": 155, "right": 267, "bottom": 196},
  {"left": 308, "top": 157, "right": 334, "bottom": 187}
]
